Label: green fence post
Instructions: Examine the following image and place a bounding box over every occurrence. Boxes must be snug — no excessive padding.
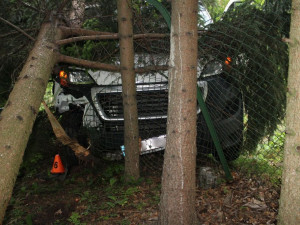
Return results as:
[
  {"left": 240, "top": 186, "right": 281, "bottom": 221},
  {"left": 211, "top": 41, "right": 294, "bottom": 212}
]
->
[{"left": 197, "top": 88, "right": 233, "bottom": 180}]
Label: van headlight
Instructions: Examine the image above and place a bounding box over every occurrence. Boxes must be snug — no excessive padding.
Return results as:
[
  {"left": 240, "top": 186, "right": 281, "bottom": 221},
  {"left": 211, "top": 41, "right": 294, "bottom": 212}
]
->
[
  {"left": 69, "top": 70, "right": 94, "bottom": 84},
  {"left": 201, "top": 61, "right": 223, "bottom": 77},
  {"left": 58, "top": 69, "right": 95, "bottom": 86}
]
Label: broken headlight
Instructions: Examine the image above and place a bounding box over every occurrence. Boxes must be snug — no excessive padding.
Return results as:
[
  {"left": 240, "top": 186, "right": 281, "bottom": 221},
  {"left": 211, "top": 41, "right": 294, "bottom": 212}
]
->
[{"left": 59, "top": 69, "right": 95, "bottom": 86}]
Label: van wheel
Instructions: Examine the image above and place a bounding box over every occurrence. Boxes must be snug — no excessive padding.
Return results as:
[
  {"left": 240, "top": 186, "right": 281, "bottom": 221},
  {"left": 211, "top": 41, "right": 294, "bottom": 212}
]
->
[
  {"left": 213, "top": 144, "right": 242, "bottom": 162},
  {"left": 60, "top": 109, "right": 83, "bottom": 139}
]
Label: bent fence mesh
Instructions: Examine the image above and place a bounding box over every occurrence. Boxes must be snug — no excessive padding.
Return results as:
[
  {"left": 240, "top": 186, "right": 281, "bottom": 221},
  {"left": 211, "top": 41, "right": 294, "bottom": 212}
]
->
[{"left": 56, "top": 1, "right": 290, "bottom": 184}]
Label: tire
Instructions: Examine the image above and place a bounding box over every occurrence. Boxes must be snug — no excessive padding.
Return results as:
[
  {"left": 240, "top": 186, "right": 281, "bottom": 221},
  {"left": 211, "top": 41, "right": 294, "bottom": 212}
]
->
[
  {"left": 197, "top": 76, "right": 243, "bottom": 161},
  {"left": 213, "top": 143, "right": 242, "bottom": 162},
  {"left": 60, "top": 109, "right": 83, "bottom": 140},
  {"left": 59, "top": 107, "right": 88, "bottom": 165}
]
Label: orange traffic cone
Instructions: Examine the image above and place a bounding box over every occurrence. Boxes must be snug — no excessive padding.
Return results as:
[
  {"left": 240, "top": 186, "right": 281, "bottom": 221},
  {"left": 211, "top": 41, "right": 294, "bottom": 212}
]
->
[{"left": 51, "top": 154, "right": 65, "bottom": 174}]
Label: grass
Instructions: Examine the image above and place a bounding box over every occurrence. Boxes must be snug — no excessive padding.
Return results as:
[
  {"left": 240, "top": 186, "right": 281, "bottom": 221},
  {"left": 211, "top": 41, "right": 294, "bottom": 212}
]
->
[{"left": 233, "top": 125, "right": 285, "bottom": 186}]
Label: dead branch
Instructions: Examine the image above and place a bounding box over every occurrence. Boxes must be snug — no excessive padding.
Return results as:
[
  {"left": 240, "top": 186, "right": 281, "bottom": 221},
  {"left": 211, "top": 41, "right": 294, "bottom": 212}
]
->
[
  {"left": 0, "top": 29, "right": 36, "bottom": 38},
  {"left": 134, "top": 33, "right": 169, "bottom": 39},
  {"left": 282, "top": 37, "right": 293, "bottom": 44},
  {"left": 58, "top": 54, "right": 120, "bottom": 71},
  {"left": 60, "top": 26, "right": 115, "bottom": 37},
  {"left": 58, "top": 54, "right": 169, "bottom": 73},
  {"left": 56, "top": 33, "right": 169, "bottom": 45},
  {"left": 56, "top": 34, "right": 119, "bottom": 45},
  {"left": 42, "top": 101, "right": 96, "bottom": 162},
  {"left": 0, "top": 17, "right": 35, "bottom": 41}
]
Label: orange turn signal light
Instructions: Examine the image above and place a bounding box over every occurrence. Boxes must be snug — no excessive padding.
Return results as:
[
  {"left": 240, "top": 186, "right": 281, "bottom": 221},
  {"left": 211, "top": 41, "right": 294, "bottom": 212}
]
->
[
  {"left": 59, "top": 70, "right": 68, "bottom": 86},
  {"left": 59, "top": 70, "right": 67, "bottom": 79},
  {"left": 225, "top": 57, "right": 232, "bottom": 65}
]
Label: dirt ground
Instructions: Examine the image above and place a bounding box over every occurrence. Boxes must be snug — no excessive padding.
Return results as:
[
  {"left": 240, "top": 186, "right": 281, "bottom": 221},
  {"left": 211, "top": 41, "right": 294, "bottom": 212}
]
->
[
  {"left": 3, "top": 114, "right": 280, "bottom": 225},
  {"left": 3, "top": 158, "right": 280, "bottom": 225}
]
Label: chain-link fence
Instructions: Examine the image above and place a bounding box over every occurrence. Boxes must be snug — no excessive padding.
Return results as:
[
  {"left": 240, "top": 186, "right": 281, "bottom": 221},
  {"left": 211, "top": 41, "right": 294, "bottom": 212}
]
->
[{"left": 55, "top": 0, "right": 290, "bottom": 184}]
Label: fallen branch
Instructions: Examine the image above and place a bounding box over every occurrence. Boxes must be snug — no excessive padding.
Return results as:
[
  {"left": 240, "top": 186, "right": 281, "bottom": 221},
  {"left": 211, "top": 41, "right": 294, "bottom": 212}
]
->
[
  {"left": 58, "top": 54, "right": 120, "bottom": 71},
  {"left": 60, "top": 26, "right": 115, "bottom": 37},
  {"left": 0, "top": 17, "right": 35, "bottom": 41},
  {"left": 58, "top": 54, "right": 169, "bottom": 73},
  {"left": 56, "top": 33, "right": 169, "bottom": 45},
  {"left": 57, "top": 33, "right": 119, "bottom": 45},
  {"left": 42, "top": 101, "right": 96, "bottom": 163},
  {"left": 0, "top": 29, "right": 36, "bottom": 38}
]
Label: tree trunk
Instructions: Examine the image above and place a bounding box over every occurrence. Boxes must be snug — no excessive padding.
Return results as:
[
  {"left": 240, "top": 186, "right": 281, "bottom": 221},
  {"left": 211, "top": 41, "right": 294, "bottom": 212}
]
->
[
  {"left": 117, "top": 0, "right": 140, "bottom": 180},
  {"left": 278, "top": 1, "right": 300, "bottom": 224},
  {"left": 0, "top": 22, "right": 63, "bottom": 222},
  {"left": 159, "top": 0, "right": 198, "bottom": 224},
  {"left": 69, "top": 0, "right": 85, "bottom": 28}
]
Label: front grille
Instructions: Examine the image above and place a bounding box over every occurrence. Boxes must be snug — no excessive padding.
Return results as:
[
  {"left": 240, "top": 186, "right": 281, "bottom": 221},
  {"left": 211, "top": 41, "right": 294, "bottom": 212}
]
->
[{"left": 96, "top": 89, "right": 168, "bottom": 119}]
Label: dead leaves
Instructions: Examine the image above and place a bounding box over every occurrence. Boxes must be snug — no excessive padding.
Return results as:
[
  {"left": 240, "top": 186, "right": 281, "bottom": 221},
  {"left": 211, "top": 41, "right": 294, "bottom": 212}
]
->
[
  {"left": 243, "top": 198, "right": 267, "bottom": 211},
  {"left": 196, "top": 173, "right": 280, "bottom": 224}
]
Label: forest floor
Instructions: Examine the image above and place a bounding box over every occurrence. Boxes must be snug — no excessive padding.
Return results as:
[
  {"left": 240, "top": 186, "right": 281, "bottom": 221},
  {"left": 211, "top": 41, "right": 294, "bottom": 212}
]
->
[{"left": 3, "top": 113, "right": 281, "bottom": 225}]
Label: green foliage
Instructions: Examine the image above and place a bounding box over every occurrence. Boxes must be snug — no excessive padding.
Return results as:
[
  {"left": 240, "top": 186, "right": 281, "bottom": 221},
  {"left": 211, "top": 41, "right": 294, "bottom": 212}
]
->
[
  {"left": 202, "top": 0, "right": 267, "bottom": 21},
  {"left": 202, "top": 0, "right": 227, "bottom": 21},
  {"left": 25, "top": 215, "right": 33, "bottom": 225},
  {"left": 103, "top": 163, "right": 125, "bottom": 179},
  {"left": 83, "top": 18, "right": 100, "bottom": 30},
  {"left": 84, "top": 0, "right": 118, "bottom": 32},
  {"left": 132, "top": 0, "right": 170, "bottom": 33},
  {"left": 199, "top": 1, "right": 290, "bottom": 152},
  {"left": 121, "top": 219, "right": 131, "bottom": 225},
  {"left": 233, "top": 126, "right": 284, "bottom": 185},
  {"left": 256, "top": 126, "right": 285, "bottom": 162},
  {"left": 106, "top": 195, "right": 128, "bottom": 208},
  {"left": 109, "top": 177, "right": 118, "bottom": 186},
  {"left": 103, "top": 185, "right": 140, "bottom": 209},
  {"left": 234, "top": 155, "right": 282, "bottom": 186},
  {"left": 60, "top": 39, "right": 111, "bottom": 61},
  {"left": 68, "top": 212, "right": 86, "bottom": 225}
]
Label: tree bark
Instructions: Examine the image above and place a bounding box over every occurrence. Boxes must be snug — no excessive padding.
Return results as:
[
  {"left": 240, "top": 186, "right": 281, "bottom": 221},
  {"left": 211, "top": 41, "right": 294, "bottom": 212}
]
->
[
  {"left": 58, "top": 54, "right": 168, "bottom": 73},
  {"left": 0, "top": 22, "right": 63, "bottom": 222},
  {"left": 60, "top": 26, "right": 114, "bottom": 36},
  {"left": 159, "top": 0, "right": 198, "bottom": 224},
  {"left": 117, "top": 0, "right": 140, "bottom": 180},
  {"left": 56, "top": 33, "right": 168, "bottom": 45},
  {"left": 69, "top": 0, "right": 85, "bottom": 28},
  {"left": 278, "top": 1, "right": 300, "bottom": 224}
]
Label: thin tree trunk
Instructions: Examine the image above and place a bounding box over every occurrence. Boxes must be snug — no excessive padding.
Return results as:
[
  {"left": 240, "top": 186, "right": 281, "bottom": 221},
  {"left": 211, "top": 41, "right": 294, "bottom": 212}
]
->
[
  {"left": 117, "top": 0, "right": 140, "bottom": 180},
  {"left": 0, "top": 22, "right": 63, "bottom": 222},
  {"left": 69, "top": 0, "right": 85, "bottom": 28},
  {"left": 278, "top": 0, "right": 300, "bottom": 224},
  {"left": 159, "top": 0, "right": 198, "bottom": 224},
  {"left": 58, "top": 53, "right": 168, "bottom": 73}
]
